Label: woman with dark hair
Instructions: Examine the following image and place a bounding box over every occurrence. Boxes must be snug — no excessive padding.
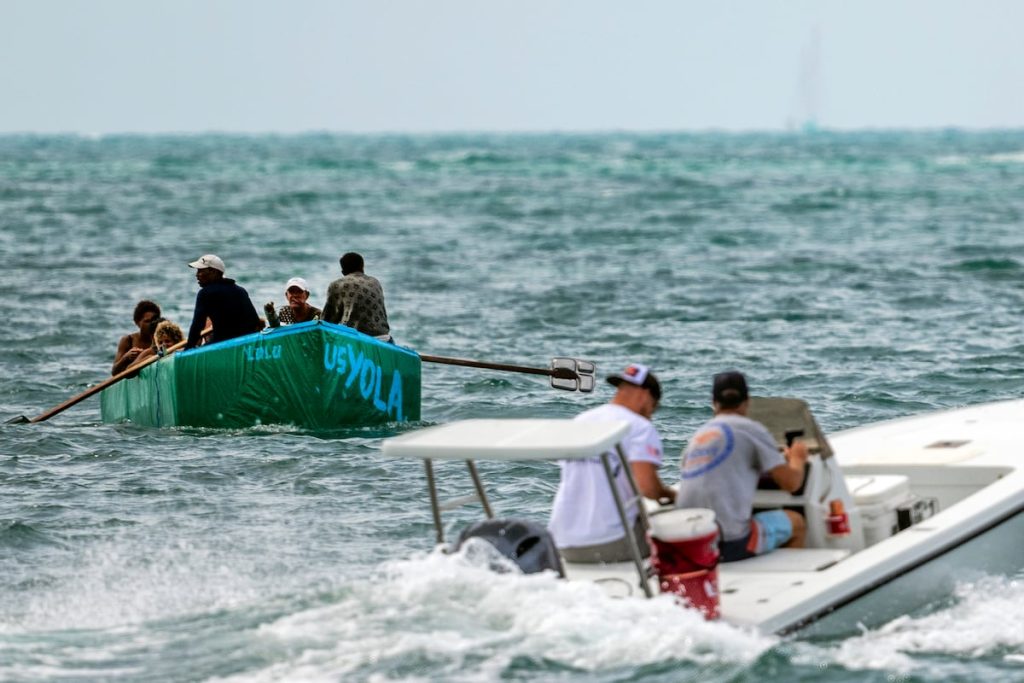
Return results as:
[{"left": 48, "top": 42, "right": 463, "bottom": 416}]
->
[{"left": 112, "top": 300, "right": 162, "bottom": 375}]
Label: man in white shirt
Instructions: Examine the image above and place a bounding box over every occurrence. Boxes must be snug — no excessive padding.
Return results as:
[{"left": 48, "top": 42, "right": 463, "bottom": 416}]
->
[{"left": 549, "top": 363, "right": 676, "bottom": 563}]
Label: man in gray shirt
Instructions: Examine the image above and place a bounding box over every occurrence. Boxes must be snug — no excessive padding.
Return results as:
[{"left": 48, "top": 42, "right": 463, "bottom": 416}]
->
[
  {"left": 676, "top": 371, "right": 808, "bottom": 562},
  {"left": 322, "top": 252, "right": 392, "bottom": 342}
]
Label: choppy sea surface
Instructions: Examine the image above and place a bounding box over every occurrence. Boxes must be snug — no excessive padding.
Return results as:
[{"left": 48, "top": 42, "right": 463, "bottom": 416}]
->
[{"left": 1, "top": 131, "right": 1023, "bottom": 682}]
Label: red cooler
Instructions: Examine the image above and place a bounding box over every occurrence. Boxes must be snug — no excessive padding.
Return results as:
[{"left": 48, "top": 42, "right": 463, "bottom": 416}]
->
[{"left": 647, "top": 508, "right": 720, "bottom": 619}]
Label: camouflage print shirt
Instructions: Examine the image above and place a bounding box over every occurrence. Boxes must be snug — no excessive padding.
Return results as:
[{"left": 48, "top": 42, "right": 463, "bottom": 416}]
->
[{"left": 322, "top": 272, "right": 391, "bottom": 338}]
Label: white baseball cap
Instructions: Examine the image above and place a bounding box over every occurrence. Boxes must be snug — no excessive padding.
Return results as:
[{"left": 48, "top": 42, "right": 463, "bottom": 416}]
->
[
  {"left": 285, "top": 277, "right": 310, "bottom": 292},
  {"left": 606, "top": 363, "right": 662, "bottom": 401},
  {"left": 188, "top": 254, "right": 225, "bottom": 272}
]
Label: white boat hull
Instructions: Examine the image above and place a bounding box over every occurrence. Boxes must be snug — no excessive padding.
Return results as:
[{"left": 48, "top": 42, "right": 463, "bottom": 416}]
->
[
  {"left": 382, "top": 400, "right": 1024, "bottom": 636},
  {"left": 566, "top": 399, "right": 1024, "bottom": 635},
  {"left": 796, "top": 505, "right": 1023, "bottom": 637}
]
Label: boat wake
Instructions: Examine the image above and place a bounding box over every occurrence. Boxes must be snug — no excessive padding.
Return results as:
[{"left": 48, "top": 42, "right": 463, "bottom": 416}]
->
[
  {"left": 790, "top": 574, "right": 1024, "bottom": 679},
  {"left": 229, "top": 544, "right": 776, "bottom": 681}
]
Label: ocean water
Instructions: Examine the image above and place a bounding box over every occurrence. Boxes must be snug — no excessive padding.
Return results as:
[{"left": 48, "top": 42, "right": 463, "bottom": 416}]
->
[{"left": 1, "top": 131, "right": 1023, "bottom": 682}]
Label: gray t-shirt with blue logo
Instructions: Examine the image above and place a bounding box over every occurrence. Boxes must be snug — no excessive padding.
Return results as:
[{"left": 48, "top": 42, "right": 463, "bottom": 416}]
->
[{"left": 675, "top": 413, "right": 786, "bottom": 541}]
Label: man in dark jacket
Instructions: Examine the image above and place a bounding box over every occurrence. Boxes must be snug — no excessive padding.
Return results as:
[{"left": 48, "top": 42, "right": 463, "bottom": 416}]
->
[{"left": 185, "top": 254, "right": 261, "bottom": 349}]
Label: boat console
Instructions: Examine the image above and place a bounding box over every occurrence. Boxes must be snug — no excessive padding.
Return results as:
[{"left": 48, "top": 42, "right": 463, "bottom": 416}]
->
[
  {"left": 747, "top": 397, "right": 865, "bottom": 551},
  {"left": 747, "top": 397, "right": 936, "bottom": 552}
]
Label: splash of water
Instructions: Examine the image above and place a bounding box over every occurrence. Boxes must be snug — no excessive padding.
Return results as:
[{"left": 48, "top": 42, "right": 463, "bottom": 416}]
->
[
  {"left": 791, "top": 575, "right": 1024, "bottom": 678},
  {"left": 227, "top": 544, "right": 777, "bottom": 681}
]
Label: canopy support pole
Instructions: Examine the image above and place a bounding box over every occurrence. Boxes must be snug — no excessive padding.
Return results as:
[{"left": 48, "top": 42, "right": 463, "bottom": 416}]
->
[
  {"left": 424, "top": 458, "right": 444, "bottom": 545},
  {"left": 466, "top": 460, "right": 494, "bottom": 519},
  {"left": 618, "top": 444, "right": 652, "bottom": 534},
  {"left": 601, "top": 451, "right": 653, "bottom": 598}
]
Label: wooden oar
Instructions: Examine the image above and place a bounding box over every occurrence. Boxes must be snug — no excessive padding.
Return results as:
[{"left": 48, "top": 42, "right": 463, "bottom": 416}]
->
[
  {"left": 418, "top": 354, "right": 596, "bottom": 392},
  {"left": 6, "top": 327, "right": 209, "bottom": 425}
]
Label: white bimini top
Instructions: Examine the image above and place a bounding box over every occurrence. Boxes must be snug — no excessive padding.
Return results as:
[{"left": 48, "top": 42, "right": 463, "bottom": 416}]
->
[{"left": 381, "top": 418, "right": 630, "bottom": 462}]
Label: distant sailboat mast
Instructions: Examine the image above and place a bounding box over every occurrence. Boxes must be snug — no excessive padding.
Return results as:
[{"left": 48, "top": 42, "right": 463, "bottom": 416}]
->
[{"left": 789, "top": 26, "right": 822, "bottom": 132}]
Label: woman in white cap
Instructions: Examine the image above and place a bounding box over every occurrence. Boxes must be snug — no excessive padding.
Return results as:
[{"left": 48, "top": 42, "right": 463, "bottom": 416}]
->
[{"left": 264, "top": 277, "right": 322, "bottom": 327}]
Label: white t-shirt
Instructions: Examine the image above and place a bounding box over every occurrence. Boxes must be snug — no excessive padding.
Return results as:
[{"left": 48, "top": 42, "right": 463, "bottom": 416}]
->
[{"left": 548, "top": 403, "right": 664, "bottom": 548}]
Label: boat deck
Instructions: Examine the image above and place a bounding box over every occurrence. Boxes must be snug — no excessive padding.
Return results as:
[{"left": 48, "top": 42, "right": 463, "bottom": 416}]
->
[{"left": 564, "top": 547, "right": 850, "bottom": 626}]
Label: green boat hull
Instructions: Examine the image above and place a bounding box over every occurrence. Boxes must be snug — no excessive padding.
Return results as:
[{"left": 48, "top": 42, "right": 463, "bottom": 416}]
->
[{"left": 100, "top": 321, "right": 421, "bottom": 429}]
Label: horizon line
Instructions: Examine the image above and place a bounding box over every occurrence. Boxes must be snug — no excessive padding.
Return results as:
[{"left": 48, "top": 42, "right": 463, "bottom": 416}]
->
[{"left": 2, "top": 124, "right": 1024, "bottom": 138}]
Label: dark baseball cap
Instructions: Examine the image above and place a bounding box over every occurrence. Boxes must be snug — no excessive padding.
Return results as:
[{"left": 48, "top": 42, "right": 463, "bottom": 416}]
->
[
  {"left": 712, "top": 371, "right": 749, "bottom": 407},
  {"left": 607, "top": 363, "right": 662, "bottom": 401}
]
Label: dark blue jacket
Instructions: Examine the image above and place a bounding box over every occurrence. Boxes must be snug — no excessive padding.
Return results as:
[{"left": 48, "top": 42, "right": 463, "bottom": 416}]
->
[{"left": 186, "top": 278, "right": 260, "bottom": 348}]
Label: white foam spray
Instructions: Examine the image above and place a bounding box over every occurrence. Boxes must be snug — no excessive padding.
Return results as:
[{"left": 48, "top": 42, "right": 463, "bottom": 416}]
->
[
  {"left": 790, "top": 574, "right": 1024, "bottom": 677},
  {"left": 224, "top": 543, "right": 776, "bottom": 681}
]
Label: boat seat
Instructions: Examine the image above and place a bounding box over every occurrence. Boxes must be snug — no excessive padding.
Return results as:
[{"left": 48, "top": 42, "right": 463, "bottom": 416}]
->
[
  {"left": 722, "top": 548, "right": 849, "bottom": 573},
  {"left": 753, "top": 487, "right": 810, "bottom": 508},
  {"left": 745, "top": 397, "right": 833, "bottom": 459}
]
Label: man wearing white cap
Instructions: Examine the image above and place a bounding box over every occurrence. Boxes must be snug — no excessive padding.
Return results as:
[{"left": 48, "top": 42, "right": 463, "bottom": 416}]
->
[
  {"left": 185, "top": 254, "right": 261, "bottom": 349},
  {"left": 264, "top": 277, "right": 322, "bottom": 327},
  {"left": 549, "top": 362, "right": 676, "bottom": 563}
]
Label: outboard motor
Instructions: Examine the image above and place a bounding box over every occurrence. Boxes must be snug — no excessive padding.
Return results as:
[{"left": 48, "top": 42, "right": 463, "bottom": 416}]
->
[
  {"left": 457, "top": 518, "right": 565, "bottom": 578},
  {"left": 648, "top": 508, "right": 721, "bottom": 619}
]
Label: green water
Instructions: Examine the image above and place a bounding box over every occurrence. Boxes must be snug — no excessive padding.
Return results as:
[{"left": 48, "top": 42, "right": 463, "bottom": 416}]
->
[{"left": 1, "top": 131, "right": 1022, "bottom": 682}]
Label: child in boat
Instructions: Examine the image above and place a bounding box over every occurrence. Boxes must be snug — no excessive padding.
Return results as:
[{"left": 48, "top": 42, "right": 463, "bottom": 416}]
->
[
  {"left": 124, "top": 320, "right": 185, "bottom": 369},
  {"left": 153, "top": 320, "right": 185, "bottom": 354}
]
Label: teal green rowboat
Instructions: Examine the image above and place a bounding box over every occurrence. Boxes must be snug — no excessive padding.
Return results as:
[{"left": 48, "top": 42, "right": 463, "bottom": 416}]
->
[{"left": 99, "top": 321, "right": 422, "bottom": 429}]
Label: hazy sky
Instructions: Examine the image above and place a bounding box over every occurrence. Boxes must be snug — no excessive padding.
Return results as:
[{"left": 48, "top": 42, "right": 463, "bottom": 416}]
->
[{"left": 2, "top": 1, "right": 1022, "bottom": 134}]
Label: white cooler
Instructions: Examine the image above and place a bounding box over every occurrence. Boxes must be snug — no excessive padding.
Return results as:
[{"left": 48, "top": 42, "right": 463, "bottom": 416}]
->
[{"left": 845, "top": 474, "right": 913, "bottom": 547}]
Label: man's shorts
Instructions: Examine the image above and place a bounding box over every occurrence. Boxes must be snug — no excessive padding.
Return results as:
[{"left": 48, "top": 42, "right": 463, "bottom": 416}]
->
[
  {"left": 719, "top": 509, "right": 793, "bottom": 562},
  {"left": 559, "top": 518, "right": 650, "bottom": 564}
]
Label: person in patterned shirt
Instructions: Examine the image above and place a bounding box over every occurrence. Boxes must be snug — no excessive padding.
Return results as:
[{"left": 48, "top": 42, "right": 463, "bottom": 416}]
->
[
  {"left": 264, "top": 277, "right": 322, "bottom": 327},
  {"left": 322, "top": 252, "right": 393, "bottom": 342}
]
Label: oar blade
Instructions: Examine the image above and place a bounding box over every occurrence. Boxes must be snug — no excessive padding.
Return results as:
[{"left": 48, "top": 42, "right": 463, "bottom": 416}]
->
[
  {"left": 4, "top": 415, "right": 30, "bottom": 425},
  {"left": 549, "top": 358, "right": 597, "bottom": 393}
]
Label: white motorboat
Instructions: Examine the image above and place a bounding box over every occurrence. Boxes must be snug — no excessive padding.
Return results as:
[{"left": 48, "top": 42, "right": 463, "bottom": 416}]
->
[{"left": 380, "top": 398, "right": 1024, "bottom": 636}]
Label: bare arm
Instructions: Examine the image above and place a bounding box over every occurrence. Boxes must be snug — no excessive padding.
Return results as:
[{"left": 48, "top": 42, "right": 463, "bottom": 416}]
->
[
  {"left": 631, "top": 461, "right": 676, "bottom": 503},
  {"left": 131, "top": 347, "right": 157, "bottom": 366},
  {"left": 112, "top": 335, "right": 142, "bottom": 375},
  {"left": 769, "top": 440, "right": 809, "bottom": 493}
]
